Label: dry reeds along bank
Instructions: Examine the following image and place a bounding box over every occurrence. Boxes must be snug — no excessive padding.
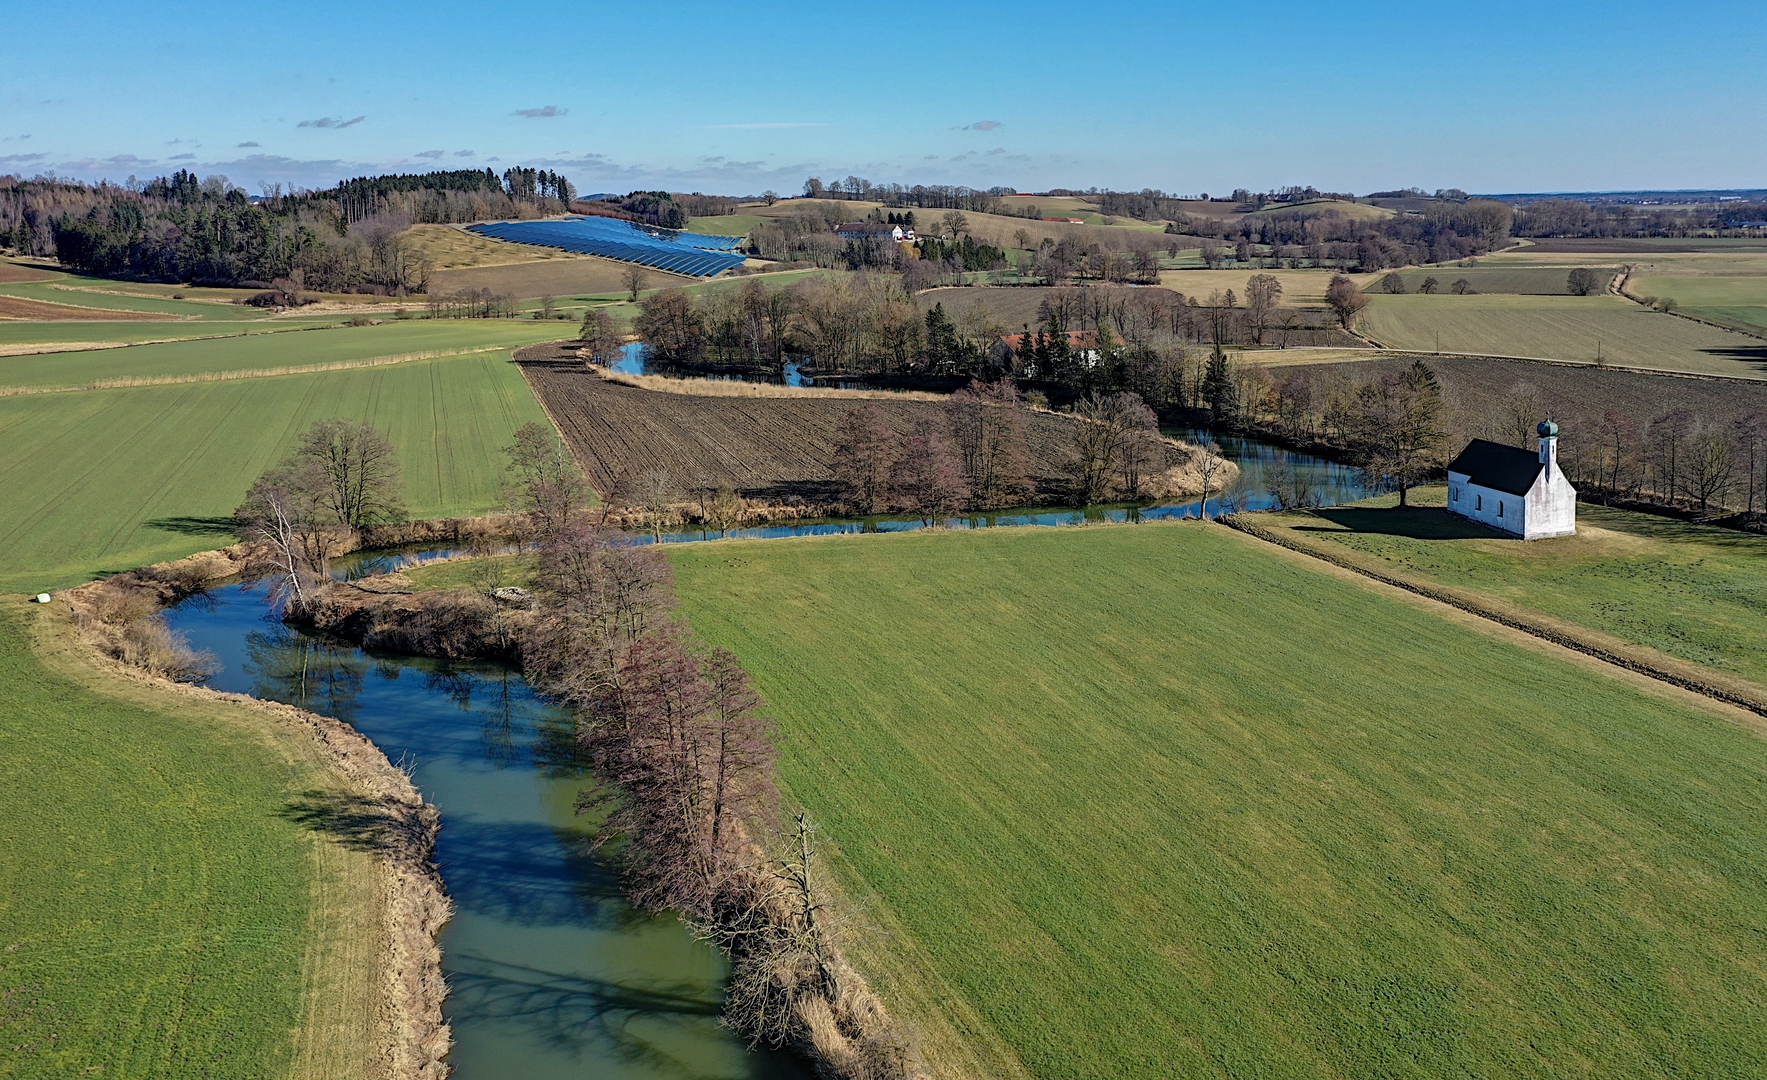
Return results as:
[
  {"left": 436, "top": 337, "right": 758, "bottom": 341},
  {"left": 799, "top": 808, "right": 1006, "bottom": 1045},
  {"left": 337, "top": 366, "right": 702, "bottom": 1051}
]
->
[
  {"left": 595, "top": 365, "right": 944, "bottom": 401},
  {"left": 519, "top": 527, "right": 916, "bottom": 1078}
]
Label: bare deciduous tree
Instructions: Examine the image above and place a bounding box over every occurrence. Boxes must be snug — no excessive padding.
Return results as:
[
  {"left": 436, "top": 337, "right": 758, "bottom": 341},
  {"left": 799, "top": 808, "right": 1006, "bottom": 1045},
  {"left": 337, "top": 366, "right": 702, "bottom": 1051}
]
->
[
  {"left": 234, "top": 418, "right": 403, "bottom": 611},
  {"left": 234, "top": 465, "right": 338, "bottom": 613},
  {"left": 1325, "top": 275, "right": 1368, "bottom": 330},
  {"left": 1686, "top": 424, "right": 1735, "bottom": 513},
  {"left": 504, "top": 422, "right": 590, "bottom": 540},
  {"left": 832, "top": 403, "right": 898, "bottom": 514},
  {"left": 622, "top": 263, "right": 650, "bottom": 302},
  {"left": 1244, "top": 273, "right": 1282, "bottom": 345},
  {"left": 1068, "top": 391, "right": 1156, "bottom": 505},
  {"left": 296, "top": 418, "right": 405, "bottom": 528},
  {"left": 947, "top": 378, "right": 1031, "bottom": 509},
  {"left": 1191, "top": 440, "right": 1229, "bottom": 520},
  {"left": 892, "top": 414, "right": 969, "bottom": 525},
  {"left": 579, "top": 306, "right": 623, "bottom": 365}
]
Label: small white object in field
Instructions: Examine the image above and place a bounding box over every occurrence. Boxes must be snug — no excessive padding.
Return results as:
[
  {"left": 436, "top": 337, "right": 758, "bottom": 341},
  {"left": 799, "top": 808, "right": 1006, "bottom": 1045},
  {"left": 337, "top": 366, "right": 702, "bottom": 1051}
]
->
[{"left": 34, "top": 593, "right": 52, "bottom": 604}]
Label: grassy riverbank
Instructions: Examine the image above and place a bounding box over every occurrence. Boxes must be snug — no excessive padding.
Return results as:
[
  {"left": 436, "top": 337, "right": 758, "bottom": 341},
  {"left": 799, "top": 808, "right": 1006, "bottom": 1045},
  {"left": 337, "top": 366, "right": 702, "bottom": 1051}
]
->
[
  {"left": 670, "top": 522, "right": 1767, "bottom": 1080},
  {"left": 0, "top": 599, "right": 385, "bottom": 1079},
  {"left": 1253, "top": 486, "right": 1767, "bottom": 702},
  {"left": 0, "top": 350, "right": 551, "bottom": 592}
]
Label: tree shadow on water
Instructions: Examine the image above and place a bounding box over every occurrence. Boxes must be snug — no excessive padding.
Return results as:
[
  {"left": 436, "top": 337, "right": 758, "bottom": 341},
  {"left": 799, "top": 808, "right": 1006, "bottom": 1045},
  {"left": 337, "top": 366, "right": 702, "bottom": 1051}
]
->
[
  {"left": 434, "top": 816, "right": 652, "bottom": 931},
  {"left": 444, "top": 953, "right": 726, "bottom": 1068}
]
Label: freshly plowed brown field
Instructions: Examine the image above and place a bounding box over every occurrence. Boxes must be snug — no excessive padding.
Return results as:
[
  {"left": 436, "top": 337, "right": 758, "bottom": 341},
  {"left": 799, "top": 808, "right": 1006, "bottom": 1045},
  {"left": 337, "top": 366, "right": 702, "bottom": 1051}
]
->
[
  {"left": 1261, "top": 352, "right": 1767, "bottom": 442},
  {"left": 517, "top": 342, "right": 1086, "bottom": 505},
  {"left": 0, "top": 294, "right": 178, "bottom": 320}
]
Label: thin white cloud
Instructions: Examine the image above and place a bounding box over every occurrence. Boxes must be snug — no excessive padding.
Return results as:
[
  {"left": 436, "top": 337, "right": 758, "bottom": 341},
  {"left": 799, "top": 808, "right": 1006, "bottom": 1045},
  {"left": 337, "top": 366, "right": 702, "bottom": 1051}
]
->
[
  {"left": 297, "top": 115, "right": 365, "bottom": 129},
  {"left": 964, "top": 120, "right": 1002, "bottom": 131},
  {"left": 454, "top": 149, "right": 474, "bottom": 157},
  {"left": 708, "top": 122, "right": 827, "bottom": 130},
  {"left": 0, "top": 152, "right": 46, "bottom": 164},
  {"left": 513, "top": 105, "right": 565, "bottom": 118},
  {"left": 237, "top": 141, "right": 260, "bottom": 148},
  {"left": 170, "top": 153, "right": 196, "bottom": 161},
  {"left": 416, "top": 149, "right": 444, "bottom": 158}
]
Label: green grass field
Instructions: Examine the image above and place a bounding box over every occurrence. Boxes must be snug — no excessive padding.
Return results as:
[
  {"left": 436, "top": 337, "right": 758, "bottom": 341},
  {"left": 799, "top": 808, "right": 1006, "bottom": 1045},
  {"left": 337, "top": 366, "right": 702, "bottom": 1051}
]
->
[
  {"left": 671, "top": 523, "right": 1767, "bottom": 1080},
  {"left": 1, "top": 278, "right": 271, "bottom": 321},
  {"left": 1376, "top": 266, "right": 1617, "bottom": 295},
  {"left": 1626, "top": 272, "right": 1767, "bottom": 335},
  {"left": 0, "top": 318, "right": 563, "bottom": 390},
  {"left": 1359, "top": 293, "right": 1767, "bottom": 377},
  {"left": 683, "top": 213, "right": 769, "bottom": 237},
  {"left": 1254, "top": 487, "right": 1767, "bottom": 698},
  {"left": 0, "top": 351, "right": 550, "bottom": 590},
  {"left": 0, "top": 600, "right": 382, "bottom": 1079},
  {"left": 401, "top": 552, "right": 537, "bottom": 591},
  {"left": 0, "top": 318, "right": 349, "bottom": 350}
]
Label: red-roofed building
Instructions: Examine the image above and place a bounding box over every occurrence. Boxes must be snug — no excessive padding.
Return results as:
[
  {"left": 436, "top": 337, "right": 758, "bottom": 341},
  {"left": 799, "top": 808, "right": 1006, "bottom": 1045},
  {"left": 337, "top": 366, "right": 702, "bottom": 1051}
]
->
[{"left": 991, "top": 330, "right": 1100, "bottom": 376}]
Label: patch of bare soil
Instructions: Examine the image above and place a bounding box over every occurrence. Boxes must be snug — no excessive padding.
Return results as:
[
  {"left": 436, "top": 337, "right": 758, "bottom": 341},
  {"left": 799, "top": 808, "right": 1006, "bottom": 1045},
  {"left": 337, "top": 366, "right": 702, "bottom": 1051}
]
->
[
  {"left": 0, "top": 260, "right": 56, "bottom": 283},
  {"left": 518, "top": 342, "right": 1089, "bottom": 506},
  {"left": 1261, "top": 351, "right": 1767, "bottom": 430},
  {"left": 0, "top": 295, "right": 179, "bottom": 320},
  {"left": 429, "top": 258, "right": 638, "bottom": 300}
]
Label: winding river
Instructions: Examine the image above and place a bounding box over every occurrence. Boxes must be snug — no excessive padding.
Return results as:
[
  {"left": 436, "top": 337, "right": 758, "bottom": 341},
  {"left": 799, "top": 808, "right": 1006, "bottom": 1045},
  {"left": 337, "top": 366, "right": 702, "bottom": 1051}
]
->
[{"left": 163, "top": 431, "right": 1369, "bottom": 1078}]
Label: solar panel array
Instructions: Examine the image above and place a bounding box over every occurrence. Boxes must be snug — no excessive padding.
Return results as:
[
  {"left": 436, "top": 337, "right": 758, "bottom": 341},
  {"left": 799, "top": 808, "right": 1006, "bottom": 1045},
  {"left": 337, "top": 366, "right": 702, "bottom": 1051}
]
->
[{"left": 469, "top": 217, "right": 747, "bottom": 276}]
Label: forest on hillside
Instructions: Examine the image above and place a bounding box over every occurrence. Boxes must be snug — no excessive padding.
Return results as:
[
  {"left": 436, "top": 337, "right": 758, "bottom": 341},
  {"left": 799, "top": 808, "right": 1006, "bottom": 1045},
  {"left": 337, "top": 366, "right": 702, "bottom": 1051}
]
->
[{"left": 0, "top": 168, "right": 578, "bottom": 292}]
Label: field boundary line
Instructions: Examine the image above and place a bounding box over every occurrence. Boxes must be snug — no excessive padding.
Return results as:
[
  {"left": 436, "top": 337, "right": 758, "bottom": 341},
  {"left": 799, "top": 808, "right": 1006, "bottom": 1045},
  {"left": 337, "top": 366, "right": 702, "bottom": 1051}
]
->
[
  {"left": 1614, "top": 277, "right": 1767, "bottom": 342},
  {"left": 0, "top": 321, "right": 360, "bottom": 359},
  {"left": 511, "top": 356, "right": 597, "bottom": 493},
  {"left": 0, "top": 347, "right": 505, "bottom": 396},
  {"left": 1219, "top": 514, "right": 1767, "bottom": 720}
]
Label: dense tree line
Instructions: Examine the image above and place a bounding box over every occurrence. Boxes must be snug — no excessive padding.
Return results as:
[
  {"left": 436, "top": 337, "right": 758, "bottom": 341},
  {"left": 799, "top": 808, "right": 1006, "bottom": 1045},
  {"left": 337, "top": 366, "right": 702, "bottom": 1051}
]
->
[
  {"left": 516, "top": 507, "right": 913, "bottom": 1072},
  {"left": 831, "top": 380, "right": 1172, "bottom": 513},
  {"left": 0, "top": 167, "right": 573, "bottom": 290},
  {"left": 1511, "top": 198, "right": 1767, "bottom": 238},
  {"left": 1211, "top": 351, "right": 1767, "bottom": 518},
  {"left": 627, "top": 274, "right": 1354, "bottom": 407},
  {"left": 1170, "top": 200, "right": 1514, "bottom": 271},
  {"left": 802, "top": 175, "right": 1012, "bottom": 213}
]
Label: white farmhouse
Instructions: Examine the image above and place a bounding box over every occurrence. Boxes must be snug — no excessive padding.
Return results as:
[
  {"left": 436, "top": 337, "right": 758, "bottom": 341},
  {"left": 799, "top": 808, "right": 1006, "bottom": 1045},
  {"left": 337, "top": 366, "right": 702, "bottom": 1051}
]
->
[
  {"left": 1446, "top": 421, "right": 1576, "bottom": 539},
  {"left": 835, "top": 222, "right": 911, "bottom": 242}
]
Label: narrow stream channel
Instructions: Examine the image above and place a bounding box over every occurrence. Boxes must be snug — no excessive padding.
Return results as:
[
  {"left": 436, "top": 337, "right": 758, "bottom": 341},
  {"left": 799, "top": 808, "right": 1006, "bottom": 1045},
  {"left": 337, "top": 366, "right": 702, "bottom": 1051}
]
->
[{"left": 162, "top": 431, "right": 1370, "bottom": 1077}]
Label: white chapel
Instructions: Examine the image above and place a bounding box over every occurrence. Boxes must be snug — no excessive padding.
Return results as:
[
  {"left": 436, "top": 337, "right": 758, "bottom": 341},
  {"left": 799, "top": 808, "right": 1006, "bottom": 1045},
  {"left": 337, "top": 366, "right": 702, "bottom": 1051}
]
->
[{"left": 1446, "top": 421, "right": 1576, "bottom": 540}]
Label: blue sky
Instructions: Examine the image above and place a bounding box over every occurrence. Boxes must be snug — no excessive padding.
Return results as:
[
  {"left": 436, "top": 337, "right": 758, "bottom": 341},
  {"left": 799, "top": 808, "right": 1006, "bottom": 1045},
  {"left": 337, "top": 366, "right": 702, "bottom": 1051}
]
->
[{"left": 4, "top": 0, "right": 1763, "bottom": 196}]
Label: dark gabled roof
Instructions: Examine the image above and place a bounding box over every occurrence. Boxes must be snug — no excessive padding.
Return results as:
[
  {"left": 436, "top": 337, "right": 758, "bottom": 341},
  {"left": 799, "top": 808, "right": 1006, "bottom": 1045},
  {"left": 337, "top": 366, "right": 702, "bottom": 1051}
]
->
[{"left": 1447, "top": 439, "right": 1542, "bottom": 497}]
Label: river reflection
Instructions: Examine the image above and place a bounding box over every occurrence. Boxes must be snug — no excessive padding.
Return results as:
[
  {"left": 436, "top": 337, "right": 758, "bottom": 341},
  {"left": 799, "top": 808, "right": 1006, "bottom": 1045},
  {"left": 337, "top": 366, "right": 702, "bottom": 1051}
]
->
[
  {"left": 335, "top": 430, "right": 1373, "bottom": 579},
  {"left": 166, "top": 424, "right": 1371, "bottom": 1077},
  {"left": 165, "top": 581, "right": 809, "bottom": 1080}
]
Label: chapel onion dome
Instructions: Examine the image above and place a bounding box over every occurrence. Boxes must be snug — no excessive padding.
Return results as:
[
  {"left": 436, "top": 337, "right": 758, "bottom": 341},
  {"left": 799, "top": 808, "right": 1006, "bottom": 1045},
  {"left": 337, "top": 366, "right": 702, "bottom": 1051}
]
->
[{"left": 1537, "top": 420, "right": 1560, "bottom": 438}]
